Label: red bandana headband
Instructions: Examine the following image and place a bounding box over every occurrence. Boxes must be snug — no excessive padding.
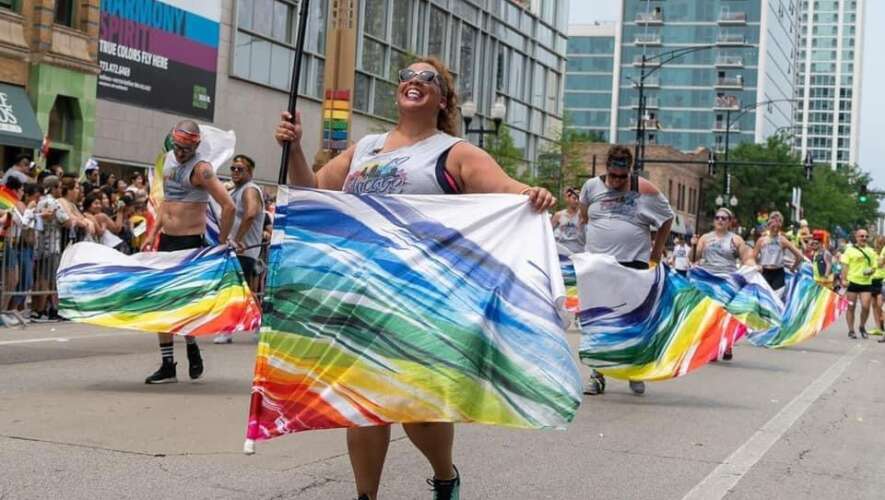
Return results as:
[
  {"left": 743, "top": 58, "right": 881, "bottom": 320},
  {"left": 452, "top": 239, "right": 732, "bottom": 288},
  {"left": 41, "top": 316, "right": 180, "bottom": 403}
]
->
[{"left": 171, "top": 128, "right": 201, "bottom": 146}]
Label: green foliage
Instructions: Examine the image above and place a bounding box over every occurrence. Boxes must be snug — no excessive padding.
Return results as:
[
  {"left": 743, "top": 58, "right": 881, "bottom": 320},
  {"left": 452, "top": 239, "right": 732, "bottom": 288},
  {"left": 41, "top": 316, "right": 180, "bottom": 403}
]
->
[{"left": 702, "top": 136, "right": 880, "bottom": 234}]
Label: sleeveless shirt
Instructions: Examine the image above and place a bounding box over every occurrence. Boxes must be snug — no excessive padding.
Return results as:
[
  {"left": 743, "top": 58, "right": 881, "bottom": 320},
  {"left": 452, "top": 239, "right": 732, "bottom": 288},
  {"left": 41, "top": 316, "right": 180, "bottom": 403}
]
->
[
  {"left": 163, "top": 151, "right": 210, "bottom": 203},
  {"left": 554, "top": 209, "right": 585, "bottom": 254},
  {"left": 230, "top": 181, "right": 263, "bottom": 260},
  {"left": 758, "top": 236, "right": 786, "bottom": 268},
  {"left": 344, "top": 132, "right": 463, "bottom": 195},
  {"left": 701, "top": 231, "right": 738, "bottom": 274}
]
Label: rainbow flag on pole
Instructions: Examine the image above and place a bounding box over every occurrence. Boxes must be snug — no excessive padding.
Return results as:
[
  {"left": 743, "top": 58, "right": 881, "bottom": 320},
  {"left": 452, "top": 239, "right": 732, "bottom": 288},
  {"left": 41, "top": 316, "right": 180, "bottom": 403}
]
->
[
  {"left": 0, "top": 185, "right": 19, "bottom": 210},
  {"left": 246, "top": 188, "right": 582, "bottom": 442}
]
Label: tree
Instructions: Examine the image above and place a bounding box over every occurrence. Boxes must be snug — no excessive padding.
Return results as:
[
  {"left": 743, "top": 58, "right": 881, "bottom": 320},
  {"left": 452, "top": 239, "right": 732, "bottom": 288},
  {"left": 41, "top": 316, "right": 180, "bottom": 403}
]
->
[
  {"left": 701, "top": 135, "right": 880, "bottom": 234},
  {"left": 483, "top": 125, "right": 531, "bottom": 183}
]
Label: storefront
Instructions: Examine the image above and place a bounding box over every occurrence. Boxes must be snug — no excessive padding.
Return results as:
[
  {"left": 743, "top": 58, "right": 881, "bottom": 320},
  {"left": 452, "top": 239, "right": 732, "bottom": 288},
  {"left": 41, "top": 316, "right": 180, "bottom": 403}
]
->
[{"left": 0, "top": 82, "right": 43, "bottom": 170}]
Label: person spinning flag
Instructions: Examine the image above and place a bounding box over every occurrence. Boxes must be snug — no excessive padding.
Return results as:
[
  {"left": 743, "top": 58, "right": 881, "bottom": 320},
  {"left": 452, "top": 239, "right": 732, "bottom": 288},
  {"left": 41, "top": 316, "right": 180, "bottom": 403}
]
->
[{"left": 140, "top": 121, "right": 236, "bottom": 384}]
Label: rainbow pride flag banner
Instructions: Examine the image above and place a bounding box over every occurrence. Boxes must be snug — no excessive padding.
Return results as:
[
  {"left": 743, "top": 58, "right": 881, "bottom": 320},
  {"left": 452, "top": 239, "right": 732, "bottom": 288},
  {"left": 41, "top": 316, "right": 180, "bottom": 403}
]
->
[
  {"left": 559, "top": 249, "right": 579, "bottom": 313},
  {"left": 747, "top": 264, "right": 847, "bottom": 348},
  {"left": 686, "top": 266, "right": 784, "bottom": 333},
  {"left": 246, "top": 188, "right": 582, "bottom": 441},
  {"left": 573, "top": 253, "right": 747, "bottom": 381},
  {"left": 0, "top": 185, "right": 20, "bottom": 210},
  {"left": 57, "top": 242, "right": 261, "bottom": 335}
]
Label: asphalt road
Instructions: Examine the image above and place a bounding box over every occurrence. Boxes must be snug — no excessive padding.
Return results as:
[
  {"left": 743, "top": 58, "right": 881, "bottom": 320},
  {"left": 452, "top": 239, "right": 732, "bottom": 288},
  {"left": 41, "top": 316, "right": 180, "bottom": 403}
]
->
[{"left": 1, "top": 322, "right": 883, "bottom": 499}]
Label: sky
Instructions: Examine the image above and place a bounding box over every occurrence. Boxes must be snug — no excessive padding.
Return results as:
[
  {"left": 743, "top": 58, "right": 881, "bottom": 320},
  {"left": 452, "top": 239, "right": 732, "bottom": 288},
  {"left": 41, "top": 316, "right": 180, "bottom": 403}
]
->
[{"left": 568, "top": 0, "right": 884, "bottom": 189}]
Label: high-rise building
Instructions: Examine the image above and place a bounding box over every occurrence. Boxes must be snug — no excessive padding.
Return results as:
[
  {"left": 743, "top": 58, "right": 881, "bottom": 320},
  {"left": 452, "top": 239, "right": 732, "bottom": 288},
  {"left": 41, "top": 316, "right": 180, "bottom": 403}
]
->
[
  {"left": 795, "top": 0, "right": 865, "bottom": 168},
  {"left": 565, "top": 1, "right": 799, "bottom": 154},
  {"left": 564, "top": 23, "right": 619, "bottom": 141}
]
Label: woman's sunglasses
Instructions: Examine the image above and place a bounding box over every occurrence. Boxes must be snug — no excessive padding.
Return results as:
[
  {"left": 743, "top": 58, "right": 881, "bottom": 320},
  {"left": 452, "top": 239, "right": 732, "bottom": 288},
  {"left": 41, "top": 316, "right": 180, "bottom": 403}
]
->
[
  {"left": 398, "top": 69, "right": 443, "bottom": 88},
  {"left": 714, "top": 215, "right": 730, "bottom": 221}
]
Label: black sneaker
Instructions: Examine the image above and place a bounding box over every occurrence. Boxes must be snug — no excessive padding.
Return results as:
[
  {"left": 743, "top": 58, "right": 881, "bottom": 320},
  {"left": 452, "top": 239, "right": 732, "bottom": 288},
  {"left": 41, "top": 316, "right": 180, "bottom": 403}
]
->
[
  {"left": 860, "top": 328, "right": 869, "bottom": 339},
  {"left": 584, "top": 372, "right": 606, "bottom": 395},
  {"left": 48, "top": 309, "right": 61, "bottom": 321},
  {"left": 427, "top": 465, "right": 460, "bottom": 500},
  {"left": 187, "top": 343, "right": 204, "bottom": 380},
  {"left": 145, "top": 361, "right": 177, "bottom": 384},
  {"left": 723, "top": 347, "right": 733, "bottom": 361},
  {"left": 848, "top": 331, "right": 857, "bottom": 339}
]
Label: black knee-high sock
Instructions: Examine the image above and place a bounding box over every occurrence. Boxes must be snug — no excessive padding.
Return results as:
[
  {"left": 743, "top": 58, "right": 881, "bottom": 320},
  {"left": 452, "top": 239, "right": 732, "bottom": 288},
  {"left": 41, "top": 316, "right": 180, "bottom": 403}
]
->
[{"left": 160, "top": 342, "right": 174, "bottom": 364}]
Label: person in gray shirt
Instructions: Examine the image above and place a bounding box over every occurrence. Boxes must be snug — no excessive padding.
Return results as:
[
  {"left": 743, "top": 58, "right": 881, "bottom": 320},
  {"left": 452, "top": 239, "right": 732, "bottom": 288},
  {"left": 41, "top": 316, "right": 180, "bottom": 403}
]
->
[{"left": 578, "top": 145, "right": 674, "bottom": 396}]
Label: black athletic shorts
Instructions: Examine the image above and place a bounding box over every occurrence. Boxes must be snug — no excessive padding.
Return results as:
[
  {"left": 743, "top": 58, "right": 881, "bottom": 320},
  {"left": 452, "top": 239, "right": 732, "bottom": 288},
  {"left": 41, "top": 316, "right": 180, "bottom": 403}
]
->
[
  {"left": 619, "top": 261, "right": 650, "bottom": 270},
  {"left": 237, "top": 255, "right": 257, "bottom": 282},
  {"left": 847, "top": 282, "right": 872, "bottom": 294},
  {"left": 762, "top": 267, "right": 786, "bottom": 290},
  {"left": 871, "top": 279, "right": 883, "bottom": 297},
  {"left": 158, "top": 234, "right": 205, "bottom": 252}
]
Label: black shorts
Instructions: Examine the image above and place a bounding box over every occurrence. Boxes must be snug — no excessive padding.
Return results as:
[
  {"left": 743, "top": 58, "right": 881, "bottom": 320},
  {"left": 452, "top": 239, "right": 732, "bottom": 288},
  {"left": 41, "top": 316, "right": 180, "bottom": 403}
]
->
[
  {"left": 158, "top": 234, "right": 205, "bottom": 252},
  {"left": 762, "top": 267, "right": 786, "bottom": 290},
  {"left": 619, "top": 261, "right": 650, "bottom": 270},
  {"left": 237, "top": 255, "right": 257, "bottom": 282},
  {"left": 872, "top": 279, "right": 883, "bottom": 297},
  {"left": 675, "top": 269, "right": 688, "bottom": 277},
  {"left": 847, "top": 282, "right": 872, "bottom": 294}
]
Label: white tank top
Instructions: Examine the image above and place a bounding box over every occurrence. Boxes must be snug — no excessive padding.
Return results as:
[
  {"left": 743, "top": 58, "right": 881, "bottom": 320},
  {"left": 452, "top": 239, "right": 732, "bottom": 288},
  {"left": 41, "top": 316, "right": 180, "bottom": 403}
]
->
[{"left": 344, "top": 132, "right": 463, "bottom": 195}]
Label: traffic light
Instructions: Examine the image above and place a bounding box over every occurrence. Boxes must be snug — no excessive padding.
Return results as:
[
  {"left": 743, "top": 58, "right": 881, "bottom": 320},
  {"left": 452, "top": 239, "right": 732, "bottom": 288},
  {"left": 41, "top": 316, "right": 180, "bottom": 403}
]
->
[{"left": 859, "top": 184, "right": 869, "bottom": 203}]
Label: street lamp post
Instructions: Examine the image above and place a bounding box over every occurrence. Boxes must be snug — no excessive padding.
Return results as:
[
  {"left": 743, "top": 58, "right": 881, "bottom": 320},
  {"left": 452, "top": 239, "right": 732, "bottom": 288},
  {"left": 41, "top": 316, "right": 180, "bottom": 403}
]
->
[{"left": 461, "top": 99, "right": 507, "bottom": 149}]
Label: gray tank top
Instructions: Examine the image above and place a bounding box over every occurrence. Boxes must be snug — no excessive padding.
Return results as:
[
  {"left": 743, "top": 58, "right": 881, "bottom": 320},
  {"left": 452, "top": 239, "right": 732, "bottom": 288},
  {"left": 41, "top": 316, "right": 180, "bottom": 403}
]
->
[
  {"left": 554, "top": 209, "right": 585, "bottom": 254},
  {"left": 163, "top": 151, "right": 210, "bottom": 203},
  {"left": 230, "top": 181, "right": 263, "bottom": 260},
  {"left": 344, "top": 132, "right": 463, "bottom": 195},
  {"left": 702, "top": 231, "right": 738, "bottom": 274},
  {"left": 758, "top": 236, "right": 785, "bottom": 268}
]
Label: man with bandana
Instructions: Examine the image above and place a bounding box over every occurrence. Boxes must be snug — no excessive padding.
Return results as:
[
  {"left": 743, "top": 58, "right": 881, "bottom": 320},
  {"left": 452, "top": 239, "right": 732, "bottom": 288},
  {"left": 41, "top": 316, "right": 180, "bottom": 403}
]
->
[{"left": 141, "top": 120, "right": 236, "bottom": 384}]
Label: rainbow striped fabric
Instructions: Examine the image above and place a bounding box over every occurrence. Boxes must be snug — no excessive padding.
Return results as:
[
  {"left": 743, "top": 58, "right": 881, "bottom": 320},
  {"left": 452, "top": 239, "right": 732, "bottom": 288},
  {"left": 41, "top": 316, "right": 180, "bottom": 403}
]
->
[
  {"left": 0, "top": 185, "right": 19, "bottom": 210},
  {"left": 687, "top": 266, "right": 784, "bottom": 333},
  {"left": 559, "top": 252, "right": 580, "bottom": 313},
  {"left": 57, "top": 242, "right": 260, "bottom": 335},
  {"left": 747, "top": 264, "right": 847, "bottom": 348},
  {"left": 573, "top": 254, "right": 746, "bottom": 381},
  {"left": 247, "top": 188, "right": 582, "bottom": 441}
]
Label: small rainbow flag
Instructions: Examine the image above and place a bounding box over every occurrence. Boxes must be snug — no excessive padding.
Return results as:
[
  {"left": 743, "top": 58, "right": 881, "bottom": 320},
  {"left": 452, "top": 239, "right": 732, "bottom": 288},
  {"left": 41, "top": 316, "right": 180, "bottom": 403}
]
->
[
  {"left": 574, "top": 254, "right": 747, "bottom": 381},
  {"left": 57, "top": 242, "right": 261, "bottom": 336},
  {"left": 0, "top": 185, "right": 19, "bottom": 210}
]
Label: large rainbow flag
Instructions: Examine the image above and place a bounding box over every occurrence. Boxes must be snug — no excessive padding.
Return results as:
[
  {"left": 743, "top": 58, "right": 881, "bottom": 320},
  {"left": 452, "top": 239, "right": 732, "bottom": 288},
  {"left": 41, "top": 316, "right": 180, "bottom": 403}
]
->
[
  {"left": 573, "top": 254, "right": 747, "bottom": 381},
  {"left": 747, "top": 264, "right": 847, "bottom": 348},
  {"left": 246, "top": 188, "right": 582, "bottom": 441},
  {"left": 687, "top": 266, "right": 784, "bottom": 333},
  {"left": 57, "top": 242, "right": 260, "bottom": 335}
]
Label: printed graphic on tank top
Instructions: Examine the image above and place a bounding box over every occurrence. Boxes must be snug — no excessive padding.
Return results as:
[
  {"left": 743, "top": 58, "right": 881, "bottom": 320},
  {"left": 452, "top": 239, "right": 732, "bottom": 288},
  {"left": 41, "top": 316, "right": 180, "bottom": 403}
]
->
[
  {"left": 554, "top": 210, "right": 585, "bottom": 254},
  {"left": 702, "top": 232, "right": 739, "bottom": 274},
  {"left": 344, "top": 132, "right": 463, "bottom": 195},
  {"left": 758, "top": 237, "right": 786, "bottom": 268}
]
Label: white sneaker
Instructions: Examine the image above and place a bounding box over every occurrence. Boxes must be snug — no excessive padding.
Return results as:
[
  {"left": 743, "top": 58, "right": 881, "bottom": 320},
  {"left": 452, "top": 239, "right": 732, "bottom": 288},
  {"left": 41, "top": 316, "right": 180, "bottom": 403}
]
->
[{"left": 213, "top": 334, "right": 233, "bottom": 344}]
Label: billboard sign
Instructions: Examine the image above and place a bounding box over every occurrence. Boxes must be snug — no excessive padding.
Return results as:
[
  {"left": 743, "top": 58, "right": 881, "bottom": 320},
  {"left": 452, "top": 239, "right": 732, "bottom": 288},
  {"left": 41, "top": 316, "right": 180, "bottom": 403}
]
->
[{"left": 97, "top": 0, "right": 221, "bottom": 121}]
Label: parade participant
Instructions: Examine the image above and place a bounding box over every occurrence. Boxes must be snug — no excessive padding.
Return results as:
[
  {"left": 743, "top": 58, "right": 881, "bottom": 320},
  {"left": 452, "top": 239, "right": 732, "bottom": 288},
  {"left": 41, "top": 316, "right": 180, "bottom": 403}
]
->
[
  {"left": 1, "top": 177, "right": 26, "bottom": 311},
  {"left": 275, "top": 57, "right": 554, "bottom": 500},
  {"left": 870, "top": 236, "right": 885, "bottom": 335},
  {"left": 140, "top": 120, "right": 236, "bottom": 384},
  {"left": 214, "top": 154, "right": 263, "bottom": 345},
  {"left": 551, "top": 187, "right": 585, "bottom": 254},
  {"left": 810, "top": 236, "right": 834, "bottom": 289},
  {"left": 840, "top": 229, "right": 876, "bottom": 339},
  {"left": 578, "top": 145, "right": 674, "bottom": 396},
  {"left": 752, "top": 211, "right": 805, "bottom": 291},
  {"left": 669, "top": 236, "right": 691, "bottom": 276}
]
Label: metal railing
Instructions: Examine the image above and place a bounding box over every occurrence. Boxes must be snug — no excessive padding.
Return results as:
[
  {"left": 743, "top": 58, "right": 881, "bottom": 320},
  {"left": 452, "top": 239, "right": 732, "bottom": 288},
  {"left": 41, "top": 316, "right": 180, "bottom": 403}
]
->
[
  {"left": 716, "top": 76, "right": 743, "bottom": 87},
  {"left": 716, "top": 55, "right": 744, "bottom": 66},
  {"left": 714, "top": 96, "right": 741, "bottom": 109},
  {"left": 719, "top": 11, "right": 747, "bottom": 23},
  {"left": 717, "top": 33, "right": 746, "bottom": 45},
  {"left": 636, "top": 11, "right": 663, "bottom": 23},
  {"left": 635, "top": 33, "right": 662, "bottom": 45}
]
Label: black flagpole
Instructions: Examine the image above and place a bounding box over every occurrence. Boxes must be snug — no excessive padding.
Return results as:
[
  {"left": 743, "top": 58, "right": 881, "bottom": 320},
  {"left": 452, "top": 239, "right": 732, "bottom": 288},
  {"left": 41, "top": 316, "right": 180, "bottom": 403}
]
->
[{"left": 277, "top": 0, "right": 312, "bottom": 185}]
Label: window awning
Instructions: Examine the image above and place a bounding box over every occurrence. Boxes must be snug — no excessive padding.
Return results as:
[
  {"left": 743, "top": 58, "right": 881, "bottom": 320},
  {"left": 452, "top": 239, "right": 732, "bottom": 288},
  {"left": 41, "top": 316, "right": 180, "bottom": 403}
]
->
[{"left": 0, "top": 83, "right": 43, "bottom": 150}]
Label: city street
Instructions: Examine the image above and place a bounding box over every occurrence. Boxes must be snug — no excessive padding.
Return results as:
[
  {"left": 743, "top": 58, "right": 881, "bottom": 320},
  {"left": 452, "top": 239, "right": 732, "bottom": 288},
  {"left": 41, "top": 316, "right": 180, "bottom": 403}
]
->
[{"left": 1, "top": 323, "right": 883, "bottom": 499}]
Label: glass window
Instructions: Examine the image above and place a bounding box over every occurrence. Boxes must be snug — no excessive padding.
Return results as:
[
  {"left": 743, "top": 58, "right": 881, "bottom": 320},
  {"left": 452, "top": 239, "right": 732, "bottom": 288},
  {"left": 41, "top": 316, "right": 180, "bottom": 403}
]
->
[
  {"left": 362, "top": 37, "right": 386, "bottom": 76},
  {"left": 55, "top": 0, "right": 75, "bottom": 27},
  {"left": 389, "top": 49, "right": 412, "bottom": 82},
  {"left": 373, "top": 80, "right": 398, "bottom": 120},
  {"left": 428, "top": 8, "right": 447, "bottom": 58},
  {"left": 355, "top": 72, "right": 371, "bottom": 112},
  {"left": 238, "top": 0, "right": 254, "bottom": 30},
  {"left": 364, "top": 0, "right": 388, "bottom": 39},
  {"left": 459, "top": 25, "right": 478, "bottom": 101},
  {"left": 391, "top": 0, "right": 412, "bottom": 49}
]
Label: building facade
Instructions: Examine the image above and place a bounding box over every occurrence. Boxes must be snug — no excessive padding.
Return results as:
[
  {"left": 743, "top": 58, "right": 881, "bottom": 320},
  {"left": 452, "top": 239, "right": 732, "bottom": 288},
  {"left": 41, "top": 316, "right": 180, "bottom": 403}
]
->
[
  {"left": 0, "top": 0, "right": 100, "bottom": 172},
  {"left": 794, "top": 0, "right": 864, "bottom": 168},
  {"left": 565, "top": 0, "right": 799, "bottom": 154},
  {"left": 564, "top": 23, "right": 619, "bottom": 142},
  {"left": 90, "top": 0, "right": 569, "bottom": 184}
]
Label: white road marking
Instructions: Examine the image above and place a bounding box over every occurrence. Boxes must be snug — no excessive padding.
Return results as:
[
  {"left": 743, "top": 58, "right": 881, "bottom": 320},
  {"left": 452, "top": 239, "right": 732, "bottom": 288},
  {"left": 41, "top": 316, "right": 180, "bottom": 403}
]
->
[
  {"left": 682, "top": 343, "right": 866, "bottom": 500},
  {"left": 0, "top": 331, "right": 143, "bottom": 346}
]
